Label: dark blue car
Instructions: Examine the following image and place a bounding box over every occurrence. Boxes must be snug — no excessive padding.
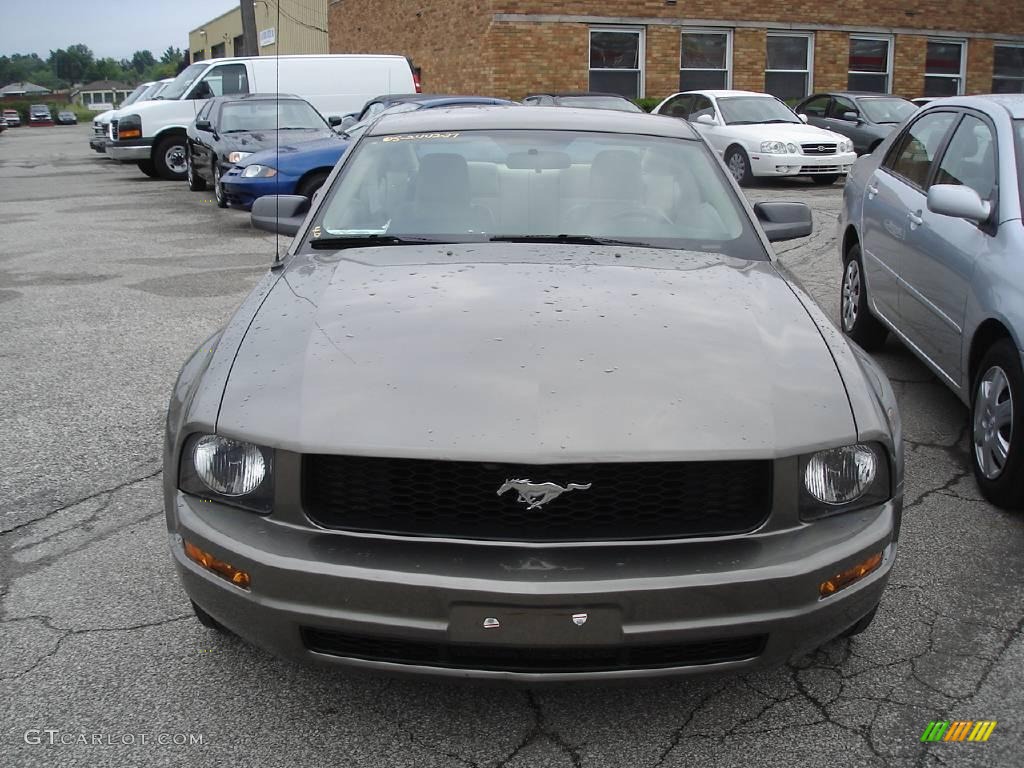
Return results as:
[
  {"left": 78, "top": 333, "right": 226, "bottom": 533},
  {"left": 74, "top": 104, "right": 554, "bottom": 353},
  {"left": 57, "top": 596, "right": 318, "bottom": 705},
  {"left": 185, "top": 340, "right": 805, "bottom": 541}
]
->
[{"left": 221, "top": 95, "right": 515, "bottom": 210}]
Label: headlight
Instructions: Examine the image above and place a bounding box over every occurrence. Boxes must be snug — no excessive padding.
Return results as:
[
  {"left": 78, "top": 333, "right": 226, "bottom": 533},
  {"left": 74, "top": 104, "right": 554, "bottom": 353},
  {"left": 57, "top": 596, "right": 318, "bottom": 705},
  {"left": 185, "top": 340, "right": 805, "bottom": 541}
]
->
[
  {"left": 178, "top": 434, "right": 274, "bottom": 513},
  {"left": 227, "top": 151, "right": 253, "bottom": 164},
  {"left": 117, "top": 114, "right": 141, "bottom": 140},
  {"left": 787, "top": 143, "right": 799, "bottom": 154},
  {"left": 760, "top": 141, "right": 788, "bottom": 154},
  {"left": 241, "top": 164, "right": 277, "bottom": 178},
  {"left": 800, "top": 442, "right": 890, "bottom": 519},
  {"left": 839, "top": 139, "right": 853, "bottom": 153}
]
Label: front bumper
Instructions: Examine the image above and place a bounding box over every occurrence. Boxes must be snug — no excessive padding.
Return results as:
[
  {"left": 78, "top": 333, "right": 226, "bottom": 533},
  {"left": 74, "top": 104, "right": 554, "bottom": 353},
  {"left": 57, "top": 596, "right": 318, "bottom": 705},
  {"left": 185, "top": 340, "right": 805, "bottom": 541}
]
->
[
  {"left": 750, "top": 151, "right": 857, "bottom": 178},
  {"left": 89, "top": 136, "right": 110, "bottom": 153},
  {"left": 170, "top": 490, "right": 899, "bottom": 681},
  {"left": 221, "top": 169, "right": 298, "bottom": 211},
  {"left": 107, "top": 138, "right": 153, "bottom": 162}
]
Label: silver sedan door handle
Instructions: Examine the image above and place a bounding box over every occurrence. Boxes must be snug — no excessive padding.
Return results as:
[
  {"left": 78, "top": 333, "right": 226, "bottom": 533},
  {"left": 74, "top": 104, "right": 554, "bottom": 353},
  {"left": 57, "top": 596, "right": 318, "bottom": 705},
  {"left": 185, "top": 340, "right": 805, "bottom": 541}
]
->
[
  {"left": 908, "top": 211, "right": 924, "bottom": 228},
  {"left": 866, "top": 183, "right": 879, "bottom": 199}
]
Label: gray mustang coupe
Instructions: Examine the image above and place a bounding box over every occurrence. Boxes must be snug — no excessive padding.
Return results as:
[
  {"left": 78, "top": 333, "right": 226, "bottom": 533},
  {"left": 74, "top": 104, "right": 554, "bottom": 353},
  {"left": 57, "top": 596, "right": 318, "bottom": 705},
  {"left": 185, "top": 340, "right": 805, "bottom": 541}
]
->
[{"left": 165, "top": 106, "right": 904, "bottom": 681}]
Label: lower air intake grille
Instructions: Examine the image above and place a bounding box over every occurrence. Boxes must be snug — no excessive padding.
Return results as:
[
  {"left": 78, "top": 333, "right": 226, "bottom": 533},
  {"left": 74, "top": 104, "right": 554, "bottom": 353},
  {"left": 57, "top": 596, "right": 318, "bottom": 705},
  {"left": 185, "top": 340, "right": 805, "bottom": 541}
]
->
[{"left": 301, "top": 629, "right": 767, "bottom": 673}]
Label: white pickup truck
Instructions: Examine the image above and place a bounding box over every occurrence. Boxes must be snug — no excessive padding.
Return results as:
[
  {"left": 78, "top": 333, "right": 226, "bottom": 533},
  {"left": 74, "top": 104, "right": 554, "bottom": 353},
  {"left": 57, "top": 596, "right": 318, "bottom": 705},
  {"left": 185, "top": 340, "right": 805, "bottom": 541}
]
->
[{"left": 106, "top": 54, "right": 417, "bottom": 180}]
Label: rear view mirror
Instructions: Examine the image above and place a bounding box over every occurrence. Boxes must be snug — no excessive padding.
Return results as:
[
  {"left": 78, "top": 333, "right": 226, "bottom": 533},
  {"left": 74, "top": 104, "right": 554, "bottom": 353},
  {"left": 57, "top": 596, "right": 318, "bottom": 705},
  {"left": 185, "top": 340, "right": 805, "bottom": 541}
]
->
[
  {"left": 798, "top": 114, "right": 809, "bottom": 123},
  {"left": 251, "top": 195, "right": 310, "bottom": 236},
  {"left": 927, "top": 184, "right": 992, "bottom": 223},
  {"left": 754, "top": 202, "right": 813, "bottom": 242},
  {"left": 696, "top": 114, "right": 718, "bottom": 126},
  {"left": 505, "top": 150, "right": 571, "bottom": 171}
]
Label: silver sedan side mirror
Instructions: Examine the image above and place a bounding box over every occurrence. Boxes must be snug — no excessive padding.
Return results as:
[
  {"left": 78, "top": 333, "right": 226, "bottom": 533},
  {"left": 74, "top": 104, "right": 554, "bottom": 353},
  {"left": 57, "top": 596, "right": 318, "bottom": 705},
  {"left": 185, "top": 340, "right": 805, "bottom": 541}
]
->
[
  {"left": 927, "top": 184, "right": 992, "bottom": 224},
  {"left": 251, "top": 195, "right": 310, "bottom": 236}
]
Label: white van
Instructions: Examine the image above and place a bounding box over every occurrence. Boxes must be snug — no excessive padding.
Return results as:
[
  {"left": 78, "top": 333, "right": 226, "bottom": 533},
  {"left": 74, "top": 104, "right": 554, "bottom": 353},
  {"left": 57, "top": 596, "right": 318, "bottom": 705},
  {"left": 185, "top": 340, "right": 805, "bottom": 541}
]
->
[{"left": 106, "top": 55, "right": 416, "bottom": 180}]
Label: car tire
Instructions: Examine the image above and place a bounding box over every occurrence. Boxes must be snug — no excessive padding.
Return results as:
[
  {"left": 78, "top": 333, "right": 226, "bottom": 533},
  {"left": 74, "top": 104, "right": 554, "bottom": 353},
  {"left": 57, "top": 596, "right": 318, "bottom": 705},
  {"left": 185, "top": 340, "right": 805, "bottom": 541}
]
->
[
  {"left": 970, "top": 339, "right": 1024, "bottom": 509},
  {"left": 137, "top": 160, "right": 159, "bottom": 178},
  {"left": 191, "top": 600, "right": 230, "bottom": 633},
  {"left": 812, "top": 174, "right": 840, "bottom": 186},
  {"left": 296, "top": 170, "right": 329, "bottom": 200},
  {"left": 840, "top": 244, "right": 888, "bottom": 351},
  {"left": 725, "top": 146, "right": 753, "bottom": 187},
  {"left": 840, "top": 605, "right": 878, "bottom": 638},
  {"left": 214, "top": 163, "right": 228, "bottom": 208},
  {"left": 187, "top": 149, "right": 207, "bottom": 191},
  {"left": 153, "top": 134, "right": 188, "bottom": 181}
]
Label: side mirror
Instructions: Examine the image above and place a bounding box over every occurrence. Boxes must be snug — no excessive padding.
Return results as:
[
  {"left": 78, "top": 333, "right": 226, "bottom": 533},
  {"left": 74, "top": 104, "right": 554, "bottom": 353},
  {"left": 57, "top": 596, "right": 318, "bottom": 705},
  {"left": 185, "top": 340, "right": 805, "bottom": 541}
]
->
[
  {"left": 327, "top": 115, "right": 343, "bottom": 127},
  {"left": 339, "top": 115, "right": 358, "bottom": 130},
  {"left": 195, "top": 118, "right": 213, "bottom": 132},
  {"left": 799, "top": 113, "right": 809, "bottom": 123},
  {"left": 927, "top": 184, "right": 992, "bottom": 223},
  {"left": 754, "top": 201, "right": 813, "bottom": 242},
  {"left": 841, "top": 110, "right": 860, "bottom": 122},
  {"left": 251, "top": 195, "right": 310, "bottom": 236},
  {"left": 695, "top": 113, "right": 718, "bottom": 126}
]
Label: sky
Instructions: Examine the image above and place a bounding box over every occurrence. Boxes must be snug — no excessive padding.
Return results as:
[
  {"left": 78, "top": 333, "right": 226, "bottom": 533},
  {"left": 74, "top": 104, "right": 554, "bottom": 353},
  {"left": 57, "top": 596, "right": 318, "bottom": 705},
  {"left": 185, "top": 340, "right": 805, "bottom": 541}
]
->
[{"left": 0, "top": 0, "right": 237, "bottom": 59}]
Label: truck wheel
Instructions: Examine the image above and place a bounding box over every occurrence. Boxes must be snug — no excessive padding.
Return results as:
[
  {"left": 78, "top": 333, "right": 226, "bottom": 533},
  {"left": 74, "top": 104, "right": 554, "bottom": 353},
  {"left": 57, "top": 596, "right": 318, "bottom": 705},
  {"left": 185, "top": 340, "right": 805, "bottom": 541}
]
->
[
  {"left": 137, "top": 160, "right": 159, "bottom": 178},
  {"left": 153, "top": 134, "right": 188, "bottom": 181}
]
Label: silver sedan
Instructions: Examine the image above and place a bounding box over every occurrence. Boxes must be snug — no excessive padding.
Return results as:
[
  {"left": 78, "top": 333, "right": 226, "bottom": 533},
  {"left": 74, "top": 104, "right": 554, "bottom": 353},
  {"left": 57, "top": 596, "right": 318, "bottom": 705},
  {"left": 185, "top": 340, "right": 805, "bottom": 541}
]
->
[
  {"left": 839, "top": 94, "right": 1024, "bottom": 508},
  {"left": 165, "top": 106, "right": 903, "bottom": 680}
]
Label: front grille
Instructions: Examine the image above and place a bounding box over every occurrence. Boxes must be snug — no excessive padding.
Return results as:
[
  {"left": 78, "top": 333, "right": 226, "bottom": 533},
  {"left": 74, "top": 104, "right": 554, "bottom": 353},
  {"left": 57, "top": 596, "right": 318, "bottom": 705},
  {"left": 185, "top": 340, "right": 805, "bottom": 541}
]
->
[
  {"left": 800, "top": 165, "right": 842, "bottom": 174},
  {"left": 301, "top": 628, "right": 767, "bottom": 673},
  {"left": 110, "top": 120, "right": 118, "bottom": 141},
  {"left": 801, "top": 143, "right": 837, "bottom": 155},
  {"left": 302, "top": 456, "right": 772, "bottom": 541}
]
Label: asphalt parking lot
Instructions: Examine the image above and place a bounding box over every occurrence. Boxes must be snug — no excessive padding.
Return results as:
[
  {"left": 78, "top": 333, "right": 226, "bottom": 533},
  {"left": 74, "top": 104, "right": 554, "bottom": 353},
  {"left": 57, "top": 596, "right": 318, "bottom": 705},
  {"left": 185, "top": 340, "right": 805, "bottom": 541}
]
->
[{"left": 2, "top": 126, "right": 1022, "bottom": 768}]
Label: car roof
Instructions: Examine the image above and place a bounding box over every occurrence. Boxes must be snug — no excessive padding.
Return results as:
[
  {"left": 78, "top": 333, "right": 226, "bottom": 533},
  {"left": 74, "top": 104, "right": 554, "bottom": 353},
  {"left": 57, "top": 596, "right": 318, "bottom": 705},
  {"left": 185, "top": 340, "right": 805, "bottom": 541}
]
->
[
  {"left": 683, "top": 90, "right": 771, "bottom": 99},
  {"left": 210, "top": 93, "right": 302, "bottom": 103},
  {"left": 914, "top": 94, "right": 1024, "bottom": 119},
  {"left": 527, "top": 92, "right": 631, "bottom": 99},
  {"left": 369, "top": 105, "right": 699, "bottom": 139},
  {"left": 804, "top": 91, "right": 908, "bottom": 99}
]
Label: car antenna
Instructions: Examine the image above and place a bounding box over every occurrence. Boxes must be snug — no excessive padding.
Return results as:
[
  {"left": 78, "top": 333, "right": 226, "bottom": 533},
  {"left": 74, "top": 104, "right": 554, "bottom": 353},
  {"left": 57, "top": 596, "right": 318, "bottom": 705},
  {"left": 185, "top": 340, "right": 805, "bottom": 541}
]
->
[{"left": 271, "top": 0, "right": 284, "bottom": 270}]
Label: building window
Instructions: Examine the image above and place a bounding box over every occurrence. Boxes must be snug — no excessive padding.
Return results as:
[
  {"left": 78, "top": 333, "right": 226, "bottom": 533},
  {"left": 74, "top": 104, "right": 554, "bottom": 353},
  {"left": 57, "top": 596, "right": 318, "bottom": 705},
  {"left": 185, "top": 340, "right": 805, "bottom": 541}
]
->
[
  {"left": 924, "top": 40, "right": 965, "bottom": 96},
  {"left": 679, "top": 30, "right": 731, "bottom": 90},
  {"left": 993, "top": 45, "right": 1024, "bottom": 93},
  {"left": 589, "top": 28, "right": 644, "bottom": 99},
  {"left": 848, "top": 36, "right": 892, "bottom": 93},
  {"left": 193, "top": 50, "right": 205, "bottom": 62},
  {"left": 233, "top": 34, "right": 245, "bottom": 56},
  {"left": 766, "top": 33, "right": 813, "bottom": 103},
  {"left": 210, "top": 42, "right": 226, "bottom": 59}
]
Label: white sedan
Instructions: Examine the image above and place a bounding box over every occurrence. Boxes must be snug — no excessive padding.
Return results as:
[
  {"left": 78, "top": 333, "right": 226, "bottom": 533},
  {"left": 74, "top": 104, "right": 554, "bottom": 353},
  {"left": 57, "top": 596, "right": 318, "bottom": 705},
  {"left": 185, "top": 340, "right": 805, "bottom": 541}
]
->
[{"left": 653, "top": 90, "right": 857, "bottom": 186}]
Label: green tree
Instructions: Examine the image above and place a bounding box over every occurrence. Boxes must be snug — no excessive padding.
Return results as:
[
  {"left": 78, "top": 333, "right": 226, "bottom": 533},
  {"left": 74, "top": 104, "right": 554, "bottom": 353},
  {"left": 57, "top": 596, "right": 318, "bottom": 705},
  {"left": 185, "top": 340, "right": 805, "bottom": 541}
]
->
[
  {"left": 49, "top": 44, "right": 94, "bottom": 83},
  {"left": 160, "top": 46, "right": 183, "bottom": 65},
  {"left": 131, "top": 50, "right": 156, "bottom": 75}
]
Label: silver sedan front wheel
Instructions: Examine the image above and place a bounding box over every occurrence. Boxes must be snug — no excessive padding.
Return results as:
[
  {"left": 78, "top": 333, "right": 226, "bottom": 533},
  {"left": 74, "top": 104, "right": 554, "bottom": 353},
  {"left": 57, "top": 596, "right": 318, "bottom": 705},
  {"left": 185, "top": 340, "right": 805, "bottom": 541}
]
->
[
  {"left": 841, "top": 259, "right": 861, "bottom": 333},
  {"left": 974, "top": 365, "right": 1013, "bottom": 480}
]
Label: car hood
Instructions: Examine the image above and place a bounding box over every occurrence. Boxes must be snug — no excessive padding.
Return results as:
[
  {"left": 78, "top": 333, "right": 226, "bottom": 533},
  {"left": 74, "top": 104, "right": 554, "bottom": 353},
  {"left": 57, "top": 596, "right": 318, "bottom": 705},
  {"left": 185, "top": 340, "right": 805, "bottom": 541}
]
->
[
  {"left": 217, "top": 244, "right": 856, "bottom": 461},
  {"left": 239, "top": 135, "right": 351, "bottom": 174},
  {"left": 221, "top": 128, "right": 335, "bottom": 153},
  {"left": 94, "top": 109, "right": 114, "bottom": 123},
  {"left": 721, "top": 122, "right": 849, "bottom": 145}
]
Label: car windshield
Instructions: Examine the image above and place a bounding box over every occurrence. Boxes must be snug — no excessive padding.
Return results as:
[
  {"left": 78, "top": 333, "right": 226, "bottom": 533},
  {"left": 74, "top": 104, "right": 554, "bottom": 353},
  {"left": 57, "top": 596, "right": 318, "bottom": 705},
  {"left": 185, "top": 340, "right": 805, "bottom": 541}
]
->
[
  {"left": 158, "top": 63, "right": 207, "bottom": 101},
  {"left": 220, "top": 99, "right": 326, "bottom": 132},
  {"left": 138, "top": 81, "right": 166, "bottom": 101},
  {"left": 858, "top": 97, "right": 916, "bottom": 124},
  {"left": 554, "top": 96, "right": 642, "bottom": 112},
  {"left": 311, "top": 129, "right": 760, "bottom": 258},
  {"left": 120, "top": 85, "right": 148, "bottom": 107},
  {"left": 718, "top": 96, "right": 801, "bottom": 125}
]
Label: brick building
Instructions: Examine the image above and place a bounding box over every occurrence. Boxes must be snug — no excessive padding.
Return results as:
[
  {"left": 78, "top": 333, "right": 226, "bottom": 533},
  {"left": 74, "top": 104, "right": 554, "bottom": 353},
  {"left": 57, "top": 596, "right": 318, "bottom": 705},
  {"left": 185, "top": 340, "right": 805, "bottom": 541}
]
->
[{"left": 328, "top": 1, "right": 1024, "bottom": 102}]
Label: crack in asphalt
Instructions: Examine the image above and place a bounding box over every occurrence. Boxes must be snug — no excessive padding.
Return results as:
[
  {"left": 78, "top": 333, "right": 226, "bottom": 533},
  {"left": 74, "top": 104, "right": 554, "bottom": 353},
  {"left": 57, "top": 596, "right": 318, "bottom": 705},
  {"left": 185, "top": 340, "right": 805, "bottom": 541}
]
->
[
  {"left": 0, "top": 466, "right": 163, "bottom": 536},
  {"left": 2, "top": 614, "right": 192, "bottom": 682}
]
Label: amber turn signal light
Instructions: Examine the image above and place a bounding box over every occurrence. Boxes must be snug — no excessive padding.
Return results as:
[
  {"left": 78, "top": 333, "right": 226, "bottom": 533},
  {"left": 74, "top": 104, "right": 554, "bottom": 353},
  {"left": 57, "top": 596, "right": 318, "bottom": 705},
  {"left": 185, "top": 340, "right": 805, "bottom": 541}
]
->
[
  {"left": 820, "top": 551, "right": 883, "bottom": 598},
  {"left": 184, "top": 540, "right": 251, "bottom": 589},
  {"left": 118, "top": 129, "right": 141, "bottom": 139}
]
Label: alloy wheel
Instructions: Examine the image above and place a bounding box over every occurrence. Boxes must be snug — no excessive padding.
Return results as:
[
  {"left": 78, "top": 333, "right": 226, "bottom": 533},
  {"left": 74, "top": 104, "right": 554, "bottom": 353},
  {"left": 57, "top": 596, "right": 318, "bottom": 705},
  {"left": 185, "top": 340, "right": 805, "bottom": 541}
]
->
[
  {"left": 842, "top": 259, "right": 861, "bottom": 332},
  {"left": 728, "top": 153, "right": 746, "bottom": 182},
  {"left": 974, "top": 365, "right": 1014, "bottom": 480}
]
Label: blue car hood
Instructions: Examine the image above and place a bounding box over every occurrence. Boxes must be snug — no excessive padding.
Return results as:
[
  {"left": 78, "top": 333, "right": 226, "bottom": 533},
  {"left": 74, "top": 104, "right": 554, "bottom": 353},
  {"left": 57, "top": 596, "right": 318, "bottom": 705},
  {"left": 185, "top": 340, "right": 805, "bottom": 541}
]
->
[{"left": 238, "top": 135, "right": 351, "bottom": 176}]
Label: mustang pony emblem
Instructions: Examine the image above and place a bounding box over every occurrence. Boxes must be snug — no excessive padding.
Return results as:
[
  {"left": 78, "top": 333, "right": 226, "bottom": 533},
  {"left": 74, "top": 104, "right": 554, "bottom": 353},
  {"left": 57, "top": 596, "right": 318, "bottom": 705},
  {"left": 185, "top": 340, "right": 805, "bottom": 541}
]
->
[{"left": 497, "top": 479, "right": 592, "bottom": 509}]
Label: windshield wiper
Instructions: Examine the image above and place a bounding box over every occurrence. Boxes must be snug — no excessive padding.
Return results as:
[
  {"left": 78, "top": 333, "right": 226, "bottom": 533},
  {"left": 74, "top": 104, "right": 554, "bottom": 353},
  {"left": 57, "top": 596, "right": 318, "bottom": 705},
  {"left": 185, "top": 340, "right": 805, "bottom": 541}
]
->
[
  {"left": 488, "top": 234, "right": 651, "bottom": 247},
  {"left": 308, "top": 234, "right": 464, "bottom": 250},
  {"left": 761, "top": 119, "right": 799, "bottom": 124}
]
